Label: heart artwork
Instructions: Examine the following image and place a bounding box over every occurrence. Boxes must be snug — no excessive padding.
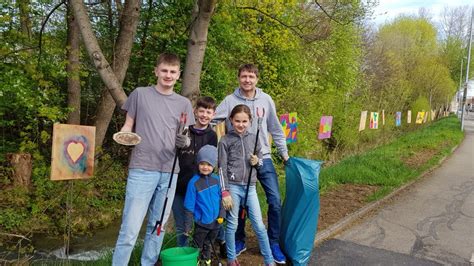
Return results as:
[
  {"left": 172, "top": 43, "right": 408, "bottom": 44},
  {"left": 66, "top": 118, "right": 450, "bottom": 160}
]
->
[{"left": 66, "top": 141, "right": 85, "bottom": 164}]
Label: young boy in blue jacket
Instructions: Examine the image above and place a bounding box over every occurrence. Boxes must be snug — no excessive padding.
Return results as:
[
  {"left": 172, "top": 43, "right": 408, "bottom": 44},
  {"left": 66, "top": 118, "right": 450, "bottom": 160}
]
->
[{"left": 184, "top": 145, "right": 225, "bottom": 265}]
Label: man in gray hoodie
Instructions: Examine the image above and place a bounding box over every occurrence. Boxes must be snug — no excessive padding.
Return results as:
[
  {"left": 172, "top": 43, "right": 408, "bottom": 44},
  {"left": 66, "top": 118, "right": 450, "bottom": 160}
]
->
[{"left": 215, "top": 64, "right": 289, "bottom": 264}]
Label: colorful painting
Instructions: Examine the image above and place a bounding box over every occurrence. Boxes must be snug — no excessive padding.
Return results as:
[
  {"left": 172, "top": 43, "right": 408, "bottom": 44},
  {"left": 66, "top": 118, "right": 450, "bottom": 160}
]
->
[
  {"left": 407, "top": 110, "right": 412, "bottom": 124},
  {"left": 318, "top": 116, "right": 333, "bottom": 140},
  {"left": 423, "top": 111, "right": 429, "bottom": 123},
  {"left": 280, "top": 112, "right": 297, "bottom": 143},
  {"left": 51, "top": 124, "right": 95, "bottom": 181},
  {"left": 369, "top": 112, "right": 379, "bottom": 129},
  {"left": 416, "top": 112, "right": 425, "bottom": 124},
  {"left": 359, "top": 111, "right": 367, "bottom": 131},
  {"left": 395, "top": 112, "right": 402, "bottom": 127},
  {"left": 382, "top": 110, "right": 385, "bottom": 126}
]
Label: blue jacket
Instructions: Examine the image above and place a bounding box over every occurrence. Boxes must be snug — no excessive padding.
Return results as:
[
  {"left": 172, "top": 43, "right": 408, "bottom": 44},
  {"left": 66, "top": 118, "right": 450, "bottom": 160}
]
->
[{"left": 184, "top": 173, "right": 225, "bottom": 231}]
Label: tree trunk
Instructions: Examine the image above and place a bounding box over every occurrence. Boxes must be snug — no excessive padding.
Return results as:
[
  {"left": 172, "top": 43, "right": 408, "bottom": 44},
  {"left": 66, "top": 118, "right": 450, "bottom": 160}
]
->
[
  {"left": 7, "top": 153, "right": 32, "bottom": 189},
  {"left": 181, "top": 0, "right": 217, "bottom": 104},
  {"left": 69, "top": 0, "right": 128, "bottom": 108},
  {"left": 18, "top": 0, "right": 32, "bottom": 39},
  {"left": 66, "top": 2, "right": 81, "bottom": 125},
  {"left": 93, "top": 0, "right": 141, "bottom": 147}
]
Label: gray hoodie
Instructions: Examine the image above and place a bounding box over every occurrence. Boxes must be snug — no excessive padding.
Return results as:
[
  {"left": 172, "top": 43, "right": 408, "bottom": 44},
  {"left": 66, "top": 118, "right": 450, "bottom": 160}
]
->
[
  {"left": 215, "top": 88, "right": 288, "bottom": 160},
  {"left": 218, "top": 130, "right": 262, "bottom": 187}
]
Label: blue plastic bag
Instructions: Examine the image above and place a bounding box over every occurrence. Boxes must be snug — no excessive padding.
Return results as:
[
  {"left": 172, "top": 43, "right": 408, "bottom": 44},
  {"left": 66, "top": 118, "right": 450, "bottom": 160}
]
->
[{"left": 280, "top": 157, "right": 322, "bottom": 266}]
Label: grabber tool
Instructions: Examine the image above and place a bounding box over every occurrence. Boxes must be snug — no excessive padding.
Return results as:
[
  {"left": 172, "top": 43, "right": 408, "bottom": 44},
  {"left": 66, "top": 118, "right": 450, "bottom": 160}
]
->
[
  {"left": 152, "top": 112, "right": 187, "bottom": 235},
  {"left": 240, "top": 107, "right": 265, "bottom": 219}
]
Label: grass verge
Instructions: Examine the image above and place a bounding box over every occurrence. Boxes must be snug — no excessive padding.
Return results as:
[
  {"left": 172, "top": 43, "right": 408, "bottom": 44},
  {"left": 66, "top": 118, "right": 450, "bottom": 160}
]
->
[{"left": 318, "top": 116, "right": 464, "bottom": 200}]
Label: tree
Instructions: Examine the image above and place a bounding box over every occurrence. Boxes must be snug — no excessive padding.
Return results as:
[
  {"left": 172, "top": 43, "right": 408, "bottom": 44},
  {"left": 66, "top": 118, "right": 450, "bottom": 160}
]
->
[
  {"left": 66, "top": 1, "right": 81, "bottom": 125},
  {"left": 181, "top": 0, "right": 217, "bottom": 103},
  {"left": 70, "top": 0, "right": 140, "bottom": 147}
]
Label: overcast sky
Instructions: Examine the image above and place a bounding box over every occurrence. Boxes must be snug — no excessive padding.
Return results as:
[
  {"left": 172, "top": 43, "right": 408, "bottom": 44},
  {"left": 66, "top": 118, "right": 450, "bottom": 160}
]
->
[{"left": 372, "top": 0, "right": 473, "bottom": 26}]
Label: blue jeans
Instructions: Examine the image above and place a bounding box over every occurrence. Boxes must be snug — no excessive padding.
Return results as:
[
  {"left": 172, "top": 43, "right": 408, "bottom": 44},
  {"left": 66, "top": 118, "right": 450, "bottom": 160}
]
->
[
  {"left": 236, "top": 158, "right": 281, "bottom": 244},
  {"left": 112, "top": 168, "right": 177, "bottom": 266},
  {"left": 226, "top": 185, "right": 273, "bottom": 264},
  {"left": 171, "top": 193, "right": 189, "bottom": 247}
]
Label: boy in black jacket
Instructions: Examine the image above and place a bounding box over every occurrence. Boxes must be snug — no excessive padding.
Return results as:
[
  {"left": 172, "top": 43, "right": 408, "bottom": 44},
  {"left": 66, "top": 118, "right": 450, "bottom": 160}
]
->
[{"left": 172, "top": 96, "right": 218, "bottom": 247}]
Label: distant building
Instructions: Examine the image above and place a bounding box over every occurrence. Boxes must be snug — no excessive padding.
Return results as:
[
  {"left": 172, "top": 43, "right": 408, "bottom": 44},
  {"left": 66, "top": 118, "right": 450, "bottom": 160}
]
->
[{"left": 451, "top": 80, "right": 474, "bottom": 113}]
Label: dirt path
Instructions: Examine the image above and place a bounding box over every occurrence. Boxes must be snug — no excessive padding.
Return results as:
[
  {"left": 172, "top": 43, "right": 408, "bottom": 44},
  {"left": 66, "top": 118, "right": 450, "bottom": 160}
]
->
[{"left": 227, "top": 184, "right": 379, "bottom": 265}]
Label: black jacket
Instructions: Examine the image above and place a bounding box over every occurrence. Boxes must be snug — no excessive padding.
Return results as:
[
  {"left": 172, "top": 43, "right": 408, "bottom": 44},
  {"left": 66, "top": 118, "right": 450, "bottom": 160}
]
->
[{"left": 176, "top": 125, "right": 217, "bottom": 196}]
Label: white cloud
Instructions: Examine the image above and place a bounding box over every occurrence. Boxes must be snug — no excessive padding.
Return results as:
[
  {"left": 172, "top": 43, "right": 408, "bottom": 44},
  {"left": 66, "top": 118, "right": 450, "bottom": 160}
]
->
[{"left": 372, "top": 0, "right": 473, "bottom": 26}]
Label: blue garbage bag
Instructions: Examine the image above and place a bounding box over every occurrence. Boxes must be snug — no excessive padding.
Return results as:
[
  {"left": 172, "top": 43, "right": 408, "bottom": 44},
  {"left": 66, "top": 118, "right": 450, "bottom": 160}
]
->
[{"left": 280, "top": 157, "right": 322, "bottom": 266}]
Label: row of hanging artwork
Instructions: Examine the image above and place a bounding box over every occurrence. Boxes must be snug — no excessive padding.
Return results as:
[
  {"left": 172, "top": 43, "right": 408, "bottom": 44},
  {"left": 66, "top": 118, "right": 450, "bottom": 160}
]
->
[
  {"left": 358, "top": 109, "right": 446, "bottom": 131},
  {"left": 49, "top": 109, "right": 446, "bottom": 181},
  {"left": 279, "top": 109, "right": 448, "bottom": 144}
]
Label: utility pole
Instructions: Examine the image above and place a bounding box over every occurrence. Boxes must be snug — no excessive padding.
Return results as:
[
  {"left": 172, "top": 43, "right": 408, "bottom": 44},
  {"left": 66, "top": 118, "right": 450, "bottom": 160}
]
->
[{"left": 461, "top": 7, "right": 473, "bottom": 131}]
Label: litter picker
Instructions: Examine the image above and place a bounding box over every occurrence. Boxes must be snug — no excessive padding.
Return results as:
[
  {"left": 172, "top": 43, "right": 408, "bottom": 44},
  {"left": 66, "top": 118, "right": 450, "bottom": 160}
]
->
[
  {"left": 152, "top": 112, "right": 187, "bottom": 235},
  {"left": 240, "top": 107, "right": 264, "bottom": 219}
]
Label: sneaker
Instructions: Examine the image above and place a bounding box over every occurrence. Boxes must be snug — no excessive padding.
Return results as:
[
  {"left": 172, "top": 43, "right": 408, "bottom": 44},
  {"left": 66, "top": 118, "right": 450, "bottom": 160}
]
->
[
  {"left": 235, "top": 240, "right": 247, "bottom": 256},
  {"left": 199, "top": 259, "right": 211, "bottom": 266},
  {"left": 227, "top": 259, "right": 240, "bottom": 266},
  {"left": 270, "top": 243, "right": 286, "bottom": 264},
  {"left": 217, "top": 240, "right": 227, "bottom": 259}
]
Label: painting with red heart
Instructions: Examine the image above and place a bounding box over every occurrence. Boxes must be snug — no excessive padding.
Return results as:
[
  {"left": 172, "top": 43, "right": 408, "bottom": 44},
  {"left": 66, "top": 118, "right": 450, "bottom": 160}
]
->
[{"left": 51, "top": 124, "right": 96, "bottom": 180}]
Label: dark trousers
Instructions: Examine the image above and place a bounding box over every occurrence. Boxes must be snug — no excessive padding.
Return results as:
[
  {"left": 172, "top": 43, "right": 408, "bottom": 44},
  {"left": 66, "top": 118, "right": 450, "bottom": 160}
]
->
[
  {"left": 236, "top": 158, "right": 282, "bottom": 244},
  {"left": 193, "top": 223, "right": 219, "bottom": 260}
]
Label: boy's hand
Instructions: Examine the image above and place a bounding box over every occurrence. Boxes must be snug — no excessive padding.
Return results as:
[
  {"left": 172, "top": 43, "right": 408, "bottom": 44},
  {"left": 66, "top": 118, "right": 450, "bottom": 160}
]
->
[
  {"left": 222, "top": 190, "right": 233, "bottom": 210},
  {"left": 175, "top": 129, "right": 190, "bottom": 149},
  {"left": 249, "top": 154, "right": 259, "bottom": 166}
]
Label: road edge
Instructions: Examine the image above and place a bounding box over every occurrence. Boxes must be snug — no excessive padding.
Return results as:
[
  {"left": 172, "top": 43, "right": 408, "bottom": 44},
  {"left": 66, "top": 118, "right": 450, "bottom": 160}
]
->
[{"left": 313, "top": 143, "right": 462, "bottom": 246}]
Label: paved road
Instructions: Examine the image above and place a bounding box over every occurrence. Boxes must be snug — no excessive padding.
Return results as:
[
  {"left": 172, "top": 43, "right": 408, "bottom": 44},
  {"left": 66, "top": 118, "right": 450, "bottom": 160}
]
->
[{"left": 312, "top": 115, "right": 474, "bottom": 265}]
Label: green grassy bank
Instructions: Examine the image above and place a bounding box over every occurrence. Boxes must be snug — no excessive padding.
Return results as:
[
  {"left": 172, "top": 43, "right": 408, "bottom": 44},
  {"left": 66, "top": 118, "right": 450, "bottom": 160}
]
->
[{"left": 318, "top": 116, "right": 464, "bottom": 200}]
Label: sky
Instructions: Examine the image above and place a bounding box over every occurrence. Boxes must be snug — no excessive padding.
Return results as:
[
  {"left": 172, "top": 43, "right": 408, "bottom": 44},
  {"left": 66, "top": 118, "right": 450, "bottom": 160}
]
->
[{"left": 372, "top": 0, "right": 473, "bottom": 26}]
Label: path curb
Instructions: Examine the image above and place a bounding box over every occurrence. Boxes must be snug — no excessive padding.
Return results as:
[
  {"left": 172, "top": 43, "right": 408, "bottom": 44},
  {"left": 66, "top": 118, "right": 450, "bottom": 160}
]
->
[{"left": 313, "top": 143, "right": 461, "bottom": 246}]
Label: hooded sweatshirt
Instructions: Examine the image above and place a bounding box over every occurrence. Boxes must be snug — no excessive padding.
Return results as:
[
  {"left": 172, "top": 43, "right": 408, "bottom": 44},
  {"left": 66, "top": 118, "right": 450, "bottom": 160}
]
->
[
  {"left": 215, "top": 87, "right": 288, "bottom": 160},
  {"left": 218, "top": 130, "right": 263, "bottom": 188},
  {"left": 176, "top": 125, "right": 217, "bottom": 196}
]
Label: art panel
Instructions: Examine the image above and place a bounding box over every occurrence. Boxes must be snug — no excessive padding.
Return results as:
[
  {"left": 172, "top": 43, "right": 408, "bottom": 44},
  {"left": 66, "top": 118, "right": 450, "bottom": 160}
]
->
[
  {"left": 51, "top": 124, "right": 96, "bottom": 181},
  {"left": 318, "top": 116, "right": 333, "bottom": 140},
  {"left": 359, "top": 111, "right": 367, "bottom": 131},
  {"left": 395, "top": 112, "right": 402, "bottom": 127},
  {"left": 416, "top": 112, "right": 425, "bottom": 124},
  {"left": 280, "top": 112, "right": 298, "bottom": 143},
  {"left": 369, "top": 112, "right": 379, "bottom": 129},
  {"left": 407, "top": 110, "right": 412, "bottom": 124}
]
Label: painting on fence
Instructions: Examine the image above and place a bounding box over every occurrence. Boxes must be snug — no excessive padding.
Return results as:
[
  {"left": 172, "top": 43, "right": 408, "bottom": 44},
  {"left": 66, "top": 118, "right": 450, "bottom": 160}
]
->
[
  {"left": 318, "top": 116, "right": 333, "bottom": 139},
  {"left": 395, "top": 112, "right": 402, "bottom": 127},
  {"left": 359, "top": 111, "right": 367, "bottom": 131},
  {"left": 369, "top": 112, "right": 379, "bottom": 129},
  {"left": 416, "top": 112, "right": 425, "bottom": 124},
  {"left": 407, "top": 110, "right": 412, "bottom": 124},
  {"left": 280, "top": 112, "right": 298, "bottom": 143},
  {"left": 51, "top": 124, "right": 95, "bottom": 181}
]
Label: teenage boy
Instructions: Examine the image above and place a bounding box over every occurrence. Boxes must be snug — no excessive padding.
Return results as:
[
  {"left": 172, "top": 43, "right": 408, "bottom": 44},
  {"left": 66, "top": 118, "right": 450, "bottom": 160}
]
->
[
  {"left": 172, "top": 96, "right": 218, "bottom": 247},
  {"left": 184, "top": 145, "right": 225, "bottom": 266},
  {"left": 215, "top": 64, "right": 289, "bottom": 264},
  {"left": 112, "top": 53, "right": 194, "bottom": 266}
]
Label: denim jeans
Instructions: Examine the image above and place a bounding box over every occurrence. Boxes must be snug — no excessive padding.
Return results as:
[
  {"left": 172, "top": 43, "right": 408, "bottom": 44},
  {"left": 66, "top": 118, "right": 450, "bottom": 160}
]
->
[
  {"left": 112, "top": 168, "right": 177, "bottom": 266},
  {"left": 171, "top": 193, "right": 189, "bottom": 247},
  {"left": 226, "top": 184, "right": 273, "bottom": 264},
  {"left": 236, "top": 158, "right": 281, "bottom": 244}
]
